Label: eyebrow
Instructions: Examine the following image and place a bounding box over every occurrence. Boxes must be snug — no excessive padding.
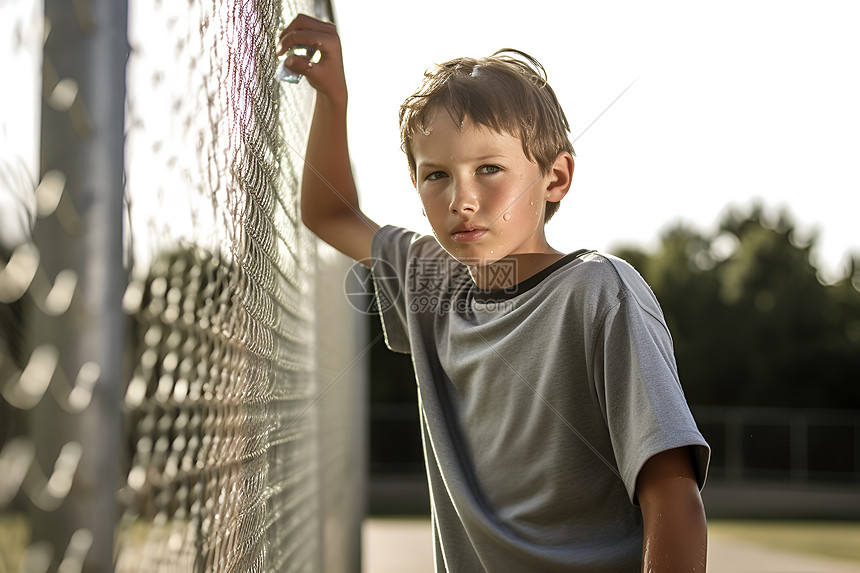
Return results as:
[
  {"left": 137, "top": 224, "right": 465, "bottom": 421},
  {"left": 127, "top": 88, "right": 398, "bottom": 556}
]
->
[
  {"left": 472, "top": 154, "right": 509, "bottom": 163},
  {"left": 416, "top": 154, "right": 510, "bottom": 170},
  {"left": 416, "top": 161, "right": 445, "bottom": 170}
]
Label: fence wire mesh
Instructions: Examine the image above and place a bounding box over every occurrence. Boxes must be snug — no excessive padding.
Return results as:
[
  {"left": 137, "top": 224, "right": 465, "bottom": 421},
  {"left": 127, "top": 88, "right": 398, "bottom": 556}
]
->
[{"left": 1, "top": 0, "right": 365, "bottom": 571}]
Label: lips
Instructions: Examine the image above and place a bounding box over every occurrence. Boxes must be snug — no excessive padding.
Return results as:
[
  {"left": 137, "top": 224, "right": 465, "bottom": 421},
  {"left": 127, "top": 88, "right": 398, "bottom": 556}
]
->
[{"left": 450, "top": 225, "right": 489, "bottom": 243}]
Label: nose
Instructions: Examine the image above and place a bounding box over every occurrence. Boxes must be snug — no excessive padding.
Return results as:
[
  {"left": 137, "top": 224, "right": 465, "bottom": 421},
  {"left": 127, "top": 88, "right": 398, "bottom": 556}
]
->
[{"left": 449, "top": 178, "right": 478, "bottom": 215}]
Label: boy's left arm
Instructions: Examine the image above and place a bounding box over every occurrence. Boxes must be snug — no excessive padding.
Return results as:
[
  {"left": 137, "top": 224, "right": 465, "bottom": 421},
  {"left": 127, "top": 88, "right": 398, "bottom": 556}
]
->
[{"left": 636, "top": 446, "right": 707, "bottom": 572}]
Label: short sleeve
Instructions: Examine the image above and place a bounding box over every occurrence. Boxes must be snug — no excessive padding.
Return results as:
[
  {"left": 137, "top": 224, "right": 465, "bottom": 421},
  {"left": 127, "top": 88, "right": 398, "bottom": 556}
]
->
[
  {"left": 593, "top": 270, "right": 710, "bottom": 504},
  {"left": 370, "top": 225, "right": 448, "bottom": 354},
  {"left": 370, "top": 226, "right": 417, "bottom": 353}
]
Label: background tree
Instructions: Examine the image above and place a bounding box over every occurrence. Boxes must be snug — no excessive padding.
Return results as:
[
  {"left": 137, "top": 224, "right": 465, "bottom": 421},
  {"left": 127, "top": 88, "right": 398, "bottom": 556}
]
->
[{"left": 615, "top": 203, "right": 860, "bottom": 408}]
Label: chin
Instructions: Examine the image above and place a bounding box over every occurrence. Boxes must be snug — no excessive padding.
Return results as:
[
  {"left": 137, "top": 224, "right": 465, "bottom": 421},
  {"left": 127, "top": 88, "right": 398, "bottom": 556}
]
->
[
  {"left": 433, "top": 234, "right": 505, "bottom": 267},
  {"left": 448, "top": 248, "right": 503, "bottom": 269}
]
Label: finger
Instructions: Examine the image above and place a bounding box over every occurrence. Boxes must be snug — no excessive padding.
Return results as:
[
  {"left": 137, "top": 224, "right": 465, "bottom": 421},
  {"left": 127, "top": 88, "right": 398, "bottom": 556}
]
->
[
  {"left": 283, "top": 53, "right": 310, "bottom": 74},
  {"left": 278, "top": 15, "right": 336, "bottom": 54},
  {"left": 278, "top": 29, "right": 339, "bottom": 58},
  {"left": 282, "top": 13, "right": 335, "bottom": 36}
]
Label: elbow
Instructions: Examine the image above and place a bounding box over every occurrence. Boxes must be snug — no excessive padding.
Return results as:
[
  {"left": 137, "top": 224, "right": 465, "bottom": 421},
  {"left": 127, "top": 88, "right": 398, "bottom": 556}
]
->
[
  {"left": 300, "top": 209, "right": 315, "bottom": 232},
  {"left": 300, "top": 206, "right": 324, "bottom": 236}
]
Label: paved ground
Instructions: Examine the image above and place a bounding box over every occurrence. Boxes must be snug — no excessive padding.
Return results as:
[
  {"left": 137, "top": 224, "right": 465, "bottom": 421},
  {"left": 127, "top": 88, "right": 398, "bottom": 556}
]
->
[{"left": 362, "top": 518, "right": 860, "bottom": 573}]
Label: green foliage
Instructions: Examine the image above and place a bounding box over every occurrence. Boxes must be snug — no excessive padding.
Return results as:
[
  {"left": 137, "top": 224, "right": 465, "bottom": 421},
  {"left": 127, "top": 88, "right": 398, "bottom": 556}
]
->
[{"left": 615, "top": 204, "right": 860, "bottom": 408}]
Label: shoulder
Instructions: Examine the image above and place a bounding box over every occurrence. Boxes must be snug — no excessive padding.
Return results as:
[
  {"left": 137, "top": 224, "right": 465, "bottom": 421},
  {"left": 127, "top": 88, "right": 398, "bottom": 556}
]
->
[
  {"left": 373, "top": 225, "right": 446, "bottom": 262},
  {"left": 551, "top": 251, "right": 651, "bottom": 301},
  {"left": 546, "top": 251, "right": 664, "bottom": 324},
  {"left": 573, "top": 251, "right": 647, "bottom": 287},
  {"left": 597, "top": 252, "right": 664, "bottom": 318}
]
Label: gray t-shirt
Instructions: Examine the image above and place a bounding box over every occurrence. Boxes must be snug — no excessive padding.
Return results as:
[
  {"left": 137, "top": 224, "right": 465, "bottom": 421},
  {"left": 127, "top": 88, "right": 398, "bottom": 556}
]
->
[{"left": 371, "top": 225, "right": 709, "bottom": 572}]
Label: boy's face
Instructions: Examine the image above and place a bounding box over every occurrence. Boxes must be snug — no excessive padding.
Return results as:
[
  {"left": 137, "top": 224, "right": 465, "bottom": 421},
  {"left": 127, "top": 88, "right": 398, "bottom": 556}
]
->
[{"left": 411, "top": 109, "right": 561, "bottom": 268}]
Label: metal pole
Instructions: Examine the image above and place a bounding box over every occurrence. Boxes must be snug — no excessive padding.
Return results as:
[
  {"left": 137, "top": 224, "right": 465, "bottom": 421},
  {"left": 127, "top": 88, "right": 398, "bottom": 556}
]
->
[
  {"left": 790, "top": 411, "right": 809, "bottom": 482},
  {"left": 726, "top": 409, "right": 744, "bottom": 482},
  {"left": 31, "top": 0, "right": 127, "bottom": 570}
]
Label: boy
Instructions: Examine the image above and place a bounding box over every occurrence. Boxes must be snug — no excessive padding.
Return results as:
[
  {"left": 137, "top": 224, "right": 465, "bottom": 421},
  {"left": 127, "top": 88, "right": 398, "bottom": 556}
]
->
[{"left": 280, "top": 14, "right": 709, "bottom": 572}]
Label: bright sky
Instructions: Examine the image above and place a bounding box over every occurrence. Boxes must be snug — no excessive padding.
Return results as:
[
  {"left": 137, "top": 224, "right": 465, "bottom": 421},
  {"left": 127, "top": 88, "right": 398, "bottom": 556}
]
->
[{"left": 332, "top": 0, "right": 860, "bottom": 282}]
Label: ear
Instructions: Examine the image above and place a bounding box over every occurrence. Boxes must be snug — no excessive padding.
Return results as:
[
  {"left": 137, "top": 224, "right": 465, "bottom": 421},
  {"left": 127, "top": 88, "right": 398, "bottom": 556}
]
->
[{"left": 544, "top": 151, "right": 574, "bottom": 203}]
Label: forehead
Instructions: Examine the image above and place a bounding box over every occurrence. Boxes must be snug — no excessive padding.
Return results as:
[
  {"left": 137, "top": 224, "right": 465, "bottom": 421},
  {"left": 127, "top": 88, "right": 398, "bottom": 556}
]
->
[{"left": 411, "top": 108, "right": 526, "bottom": 165}]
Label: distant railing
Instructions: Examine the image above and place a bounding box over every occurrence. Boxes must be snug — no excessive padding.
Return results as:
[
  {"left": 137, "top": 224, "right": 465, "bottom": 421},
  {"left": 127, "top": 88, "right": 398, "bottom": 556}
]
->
[
  {"left": 693, "top": 406, "right": 860, "bottom": 483},
  {"left": 370, "top": 403, "right": 860, "bottom": 483}
]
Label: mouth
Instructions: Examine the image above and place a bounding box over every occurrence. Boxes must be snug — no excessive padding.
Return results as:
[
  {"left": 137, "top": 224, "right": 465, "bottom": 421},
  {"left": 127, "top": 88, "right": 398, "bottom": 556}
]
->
[{"left": 450, "top": 226, "right": 489, "bottom": 243}]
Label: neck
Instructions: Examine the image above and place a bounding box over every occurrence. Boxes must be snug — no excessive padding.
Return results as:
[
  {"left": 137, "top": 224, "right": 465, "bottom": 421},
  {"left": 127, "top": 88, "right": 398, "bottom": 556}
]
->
[{"left": 469, "top": 250, "right": 565, "bottom": 290}]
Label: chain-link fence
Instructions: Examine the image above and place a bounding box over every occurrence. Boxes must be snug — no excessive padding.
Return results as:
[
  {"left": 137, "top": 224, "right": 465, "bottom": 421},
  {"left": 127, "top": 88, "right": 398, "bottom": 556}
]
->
[{"left": 1, "top": 0, "right": 365, "bottom": 571}]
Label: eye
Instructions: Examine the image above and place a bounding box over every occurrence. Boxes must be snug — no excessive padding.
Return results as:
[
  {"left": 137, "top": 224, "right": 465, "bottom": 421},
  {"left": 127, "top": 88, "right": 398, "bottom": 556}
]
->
[
  {"left": 425, "top": 171, "right": 448, "bottom": 181},
  {"left": 477, "top": 165, "right": 501, "bottom": 175}
]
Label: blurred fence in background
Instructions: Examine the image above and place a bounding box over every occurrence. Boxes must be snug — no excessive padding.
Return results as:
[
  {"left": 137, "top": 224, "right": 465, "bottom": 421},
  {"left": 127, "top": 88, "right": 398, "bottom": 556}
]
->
[
  {"left": 368, "top": 403, "right": 860, "bottom": 483},
  {"left": 367, "top": 400, "right": 860, "bottom": 518},
  {"left": 1, "top": 0, "right": 366, "bottom": 571},
  {"left": 695, "top": 406, "right": 860, "bottom": 520},
  {"left": 695, "top": 406, "right": 860, "bottom": 484}
]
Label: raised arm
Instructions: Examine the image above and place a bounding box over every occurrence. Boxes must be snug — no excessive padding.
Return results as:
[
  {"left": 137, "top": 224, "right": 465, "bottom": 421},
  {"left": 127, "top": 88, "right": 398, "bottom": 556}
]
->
[
  {"left": 278, "top": 15, "right": 379, "bottom": 264},
  {"left": 636, "top": 446, "right": 708, "bottom": 572}
]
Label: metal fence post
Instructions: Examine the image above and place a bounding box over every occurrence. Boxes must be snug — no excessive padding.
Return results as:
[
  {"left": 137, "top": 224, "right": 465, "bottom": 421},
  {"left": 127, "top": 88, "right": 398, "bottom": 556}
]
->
[
  {"left": 31, "top": 0, "right": 127, "bottom": 570},
  {"left": 790, "top": 411, "right": 809, "bottom": 482},
  {"left": 725, "top": 409, "right": 744, "bottom": 482}
]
